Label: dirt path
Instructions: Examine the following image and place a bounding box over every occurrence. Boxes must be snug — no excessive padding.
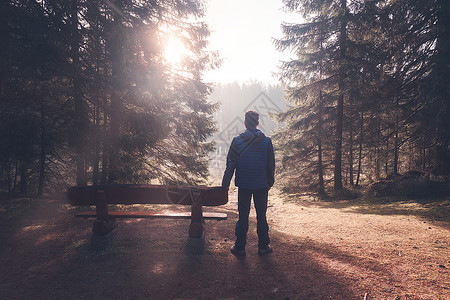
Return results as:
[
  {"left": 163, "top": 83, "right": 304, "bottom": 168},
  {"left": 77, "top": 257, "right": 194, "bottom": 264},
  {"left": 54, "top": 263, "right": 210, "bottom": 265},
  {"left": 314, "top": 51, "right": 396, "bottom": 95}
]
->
[{"left": 0, "top": 193, "right": 449, "bottom": 299}]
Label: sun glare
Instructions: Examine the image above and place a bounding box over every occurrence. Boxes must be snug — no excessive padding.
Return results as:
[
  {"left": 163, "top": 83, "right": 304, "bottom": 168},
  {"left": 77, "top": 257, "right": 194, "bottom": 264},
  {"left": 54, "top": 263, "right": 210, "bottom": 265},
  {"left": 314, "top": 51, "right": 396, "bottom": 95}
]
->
[{"left": 163, "top": 35, "right": 187, "bottom": 66}]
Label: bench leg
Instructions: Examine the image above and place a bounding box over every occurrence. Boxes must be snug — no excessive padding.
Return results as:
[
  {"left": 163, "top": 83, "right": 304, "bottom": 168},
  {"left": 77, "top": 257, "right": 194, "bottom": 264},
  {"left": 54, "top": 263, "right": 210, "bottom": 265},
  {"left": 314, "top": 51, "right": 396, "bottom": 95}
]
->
[
  {"left": 189, "top": 188, "right": 204, "bottom": 238},
  {"left": 92, "top": 190, "right": 116, "bottom": 236}
]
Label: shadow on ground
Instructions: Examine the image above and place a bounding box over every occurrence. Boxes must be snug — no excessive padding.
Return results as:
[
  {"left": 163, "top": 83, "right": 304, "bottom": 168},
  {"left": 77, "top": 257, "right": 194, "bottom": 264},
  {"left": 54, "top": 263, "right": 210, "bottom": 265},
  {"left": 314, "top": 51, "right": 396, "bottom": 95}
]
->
[{"left": 0, "top": 197, "right": 377, "bottom": 299}]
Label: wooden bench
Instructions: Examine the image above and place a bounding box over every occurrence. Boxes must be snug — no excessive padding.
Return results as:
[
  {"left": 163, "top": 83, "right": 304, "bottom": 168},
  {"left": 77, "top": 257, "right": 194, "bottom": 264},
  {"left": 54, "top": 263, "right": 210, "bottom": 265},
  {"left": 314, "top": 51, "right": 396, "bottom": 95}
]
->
[{"left": 67, "top": 184, "right": 228, "bottom": 238}]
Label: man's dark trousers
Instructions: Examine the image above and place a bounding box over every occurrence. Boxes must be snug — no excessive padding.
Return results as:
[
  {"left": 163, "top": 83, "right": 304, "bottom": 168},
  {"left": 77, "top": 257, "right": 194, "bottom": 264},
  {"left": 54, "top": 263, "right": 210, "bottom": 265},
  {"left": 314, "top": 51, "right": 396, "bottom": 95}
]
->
[{"left": 235, "top": 188, "right": 270, "bottom": 250}]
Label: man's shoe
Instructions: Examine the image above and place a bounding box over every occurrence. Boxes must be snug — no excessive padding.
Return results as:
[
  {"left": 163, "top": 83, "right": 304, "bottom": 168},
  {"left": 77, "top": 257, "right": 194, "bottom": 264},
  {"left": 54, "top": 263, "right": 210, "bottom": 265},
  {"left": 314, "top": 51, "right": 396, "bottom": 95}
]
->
[
  {"left": 230, "top": 246, "right": 246, "bottom": 257},
  {"left": 258, "top": 245, "right": 273, "bottom": 255}
]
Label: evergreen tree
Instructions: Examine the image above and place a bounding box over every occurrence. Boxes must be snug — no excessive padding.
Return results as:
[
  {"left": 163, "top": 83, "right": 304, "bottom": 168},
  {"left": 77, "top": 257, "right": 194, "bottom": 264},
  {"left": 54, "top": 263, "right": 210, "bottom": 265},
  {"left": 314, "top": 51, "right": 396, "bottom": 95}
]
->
[
  {"left": 0, "top": 0, "right": 219, "bottom": 194},
  {"left": 276, "top": 0, "right": 449, "bottom": 196},
  {"left": 275, "top": 0, "right": 385, "bottom": 193},
  {"left": 375, "top": 0, "right": 449, "bottom": 177}
]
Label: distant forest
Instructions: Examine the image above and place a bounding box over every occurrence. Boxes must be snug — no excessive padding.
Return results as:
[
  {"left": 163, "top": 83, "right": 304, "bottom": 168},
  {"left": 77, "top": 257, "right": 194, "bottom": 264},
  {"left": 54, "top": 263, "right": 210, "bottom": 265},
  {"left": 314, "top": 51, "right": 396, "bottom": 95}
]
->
[
  {"left": 209, "top": 82, "right": 285, "bottom": 141},
  {"left": 274, "top": 0, "right": 449, "bottom": 194},
  {"left": 0, "top": 0, "right": 449, "bottom": 197}
]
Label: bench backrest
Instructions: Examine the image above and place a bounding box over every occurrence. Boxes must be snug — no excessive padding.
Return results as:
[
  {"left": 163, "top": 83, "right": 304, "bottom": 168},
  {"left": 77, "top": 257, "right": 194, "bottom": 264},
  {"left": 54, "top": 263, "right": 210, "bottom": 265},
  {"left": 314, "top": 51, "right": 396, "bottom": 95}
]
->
[{"left": 67, "top": 184, "right": 228, "bottom": 206}]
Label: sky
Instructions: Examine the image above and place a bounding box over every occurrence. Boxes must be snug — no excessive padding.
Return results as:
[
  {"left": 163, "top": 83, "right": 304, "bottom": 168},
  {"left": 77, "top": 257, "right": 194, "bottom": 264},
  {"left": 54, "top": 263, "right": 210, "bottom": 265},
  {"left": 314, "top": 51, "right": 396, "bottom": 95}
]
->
[{"left": 202, "top": 0, "right": 300, "bottom": 85}]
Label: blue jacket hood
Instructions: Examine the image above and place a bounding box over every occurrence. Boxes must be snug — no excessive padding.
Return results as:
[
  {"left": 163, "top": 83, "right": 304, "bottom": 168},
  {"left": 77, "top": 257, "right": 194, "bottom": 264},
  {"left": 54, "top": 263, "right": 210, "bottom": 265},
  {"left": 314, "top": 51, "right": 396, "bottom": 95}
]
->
[{"left": 238, "top": 128, "right": 266, "bottom": 144}]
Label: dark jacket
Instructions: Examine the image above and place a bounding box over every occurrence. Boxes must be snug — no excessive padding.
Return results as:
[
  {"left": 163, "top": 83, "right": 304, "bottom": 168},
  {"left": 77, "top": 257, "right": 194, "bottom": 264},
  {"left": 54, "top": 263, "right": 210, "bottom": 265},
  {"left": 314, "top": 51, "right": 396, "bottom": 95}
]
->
[{"left": 222, "top": 128, "right": 275, "bottom": 190}]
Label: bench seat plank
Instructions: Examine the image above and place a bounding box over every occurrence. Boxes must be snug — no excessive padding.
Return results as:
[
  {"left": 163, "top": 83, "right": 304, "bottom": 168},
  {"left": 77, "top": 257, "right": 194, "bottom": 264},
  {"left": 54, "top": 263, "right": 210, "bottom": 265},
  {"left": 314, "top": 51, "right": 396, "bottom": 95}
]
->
[{"left": 76, "top": 211, "right": 227, "bottom": 220}]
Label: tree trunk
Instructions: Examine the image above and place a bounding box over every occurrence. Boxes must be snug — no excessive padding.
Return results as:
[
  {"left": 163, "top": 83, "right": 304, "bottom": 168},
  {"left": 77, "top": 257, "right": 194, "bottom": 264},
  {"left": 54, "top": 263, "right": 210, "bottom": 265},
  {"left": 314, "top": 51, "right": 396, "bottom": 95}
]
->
[
  {"left": 101, "top": 99, "right": 109, "bottom": 184},
  {"left": 356, "top": 112, "right": 364, "bottom": 186},
  {"left": 422, "top": 141, "right": 426, "bottom": 171},
  {"left": 375, "top": 115, "right": 381, "bottom": 179},
  {"left": 92, "top": 103, "right": 100, "bottom": 186},
  {"left": 333, "top": 0, "right": 347, "bottom": 192},
  {"left": 393, "top": 128, "right": 399, "bottom": 175},
  {"left": 38, "top": 117, "right": 46, "bottom": 196},
  {"left": 393, "top": 98, "right": 399, "bottom": 175},
  {"left": 334, "top": 96, "right": 344, "bottom": 191},
  {"left": 107, "top": 10, "right": 124, "bottom": 184},
  {"left": 317, "top": 24, "right": 325, "bottom": 194},
  {"left": 6, "top": 162, "right": 11, "bottom": 193},
  {"left": 13, "top": 160, "right": 18, "bottom": 192},
  {"left": 72, "top": 0, "right": 87, "bottom": 186},
  {"left": 19, "top": 161, "right": 28, "bottom": 194},
  {"left": 92, "top": 145, "right": 99, "bottom": 186},
  {"left": 385, "top": 134, "right": 389, "bottom": 176},
  {"left": 101, "top": 144, "right": 108, "bottom": 184},
  {"left": 348, "top": 104, "right": 354, "bottom": 186},
  {"left": 318, "top": 91, "right": 325, "bottom": 194}
]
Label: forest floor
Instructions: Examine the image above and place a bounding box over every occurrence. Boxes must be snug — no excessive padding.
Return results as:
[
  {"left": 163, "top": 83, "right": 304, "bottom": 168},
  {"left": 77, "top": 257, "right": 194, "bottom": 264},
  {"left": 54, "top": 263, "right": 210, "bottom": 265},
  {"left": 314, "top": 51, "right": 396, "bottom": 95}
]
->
[{"left": 0, "top": 190, "right": 449, "bottom": 299}]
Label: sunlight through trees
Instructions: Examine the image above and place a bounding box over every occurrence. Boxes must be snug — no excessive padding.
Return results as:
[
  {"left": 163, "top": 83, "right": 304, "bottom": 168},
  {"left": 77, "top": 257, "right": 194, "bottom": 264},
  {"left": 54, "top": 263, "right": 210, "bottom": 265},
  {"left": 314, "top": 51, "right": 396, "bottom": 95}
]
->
[{"left": 0, "top": 0, "right": 219, "bottom": 194}]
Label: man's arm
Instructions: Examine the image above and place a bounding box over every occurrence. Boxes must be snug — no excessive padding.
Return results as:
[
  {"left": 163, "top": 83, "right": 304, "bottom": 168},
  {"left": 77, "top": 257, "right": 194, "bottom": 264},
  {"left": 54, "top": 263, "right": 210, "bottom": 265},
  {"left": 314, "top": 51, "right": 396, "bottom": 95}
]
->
[
  {"left": 222, "top": 138, "right": 238, "bottom": 188},
  {"left": 267, "top": 138, "right": 275, "bottom": 188}
]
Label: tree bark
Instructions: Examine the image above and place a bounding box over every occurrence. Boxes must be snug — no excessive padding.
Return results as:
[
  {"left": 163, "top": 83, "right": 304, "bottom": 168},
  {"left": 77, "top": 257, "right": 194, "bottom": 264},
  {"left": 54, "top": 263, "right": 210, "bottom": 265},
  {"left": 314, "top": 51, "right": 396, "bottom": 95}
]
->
[
  {"left": 334, "top": 0, "right": 347, "bottom": 192},
  {"left": 6, "top": 162, "right": 11, "bottom": 193},
  {"left": 318, "top": 24, "right": 325, "bottom": 194},
  {"left": 356, "top": 112, "right": 364, "bottom": 186},
  {"left": 375, "top": 115, "right": 381, "bottom": 179},
  {"left": 19, "top": 161, "right": 28, "bottom": 194},
  {"left": 13, "top": 160, "right": 18, "bottom": 192},
  {"left": 72, "top": 0, "right": 87, "bottom": 186},
  {"left": 422, "top": 141, "right": 426, "bottom": 171},
  {"left": 107, "top": 9, "right": 124, "bottom": 184},
  {"left": 385, "top": 135, "right": 389, "bottom": 176},
  {"left": 318, "top": 91, "right": 325, "bottom": 194},
  {"left": 38, "top": 102, "right": 46, "bottom": 196},
  {"left": 92, "top": 103, "right": 100, "bottom": 186},
  {"left": 101, "top": 99, "right": 109, "bottom": 185},
  {"left": 393, "top": 98, "right": 399, "bottom": 175},
  {"left": 348, "top": 97, "right": 354, "bottom": 186}
]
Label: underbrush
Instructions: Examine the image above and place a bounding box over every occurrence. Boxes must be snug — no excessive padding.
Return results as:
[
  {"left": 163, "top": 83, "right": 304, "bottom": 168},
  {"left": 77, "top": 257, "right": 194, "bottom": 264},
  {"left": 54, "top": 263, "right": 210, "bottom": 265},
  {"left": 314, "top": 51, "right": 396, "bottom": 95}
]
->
[
  {"left": 279, "top": 171, "right": 450, "bottom": 203},
  {"left": 368, "top": 176, "right": 449, "bottom": 199}
]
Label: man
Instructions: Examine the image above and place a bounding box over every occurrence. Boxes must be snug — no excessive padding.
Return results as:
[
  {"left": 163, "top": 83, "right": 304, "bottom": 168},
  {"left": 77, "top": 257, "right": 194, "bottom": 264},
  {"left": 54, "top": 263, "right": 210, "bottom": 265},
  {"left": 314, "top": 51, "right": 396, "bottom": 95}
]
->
[{"left": 222, "top": 110, "right": 275, "bottom": 257}]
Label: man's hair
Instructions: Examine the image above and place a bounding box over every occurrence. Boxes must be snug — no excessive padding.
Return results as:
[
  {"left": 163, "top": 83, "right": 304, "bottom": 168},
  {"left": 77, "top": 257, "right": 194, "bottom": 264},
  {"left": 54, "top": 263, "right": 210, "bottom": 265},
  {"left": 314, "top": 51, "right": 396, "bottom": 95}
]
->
[{"left": 245, "top": 111, "right": 259, "bottom": 128}]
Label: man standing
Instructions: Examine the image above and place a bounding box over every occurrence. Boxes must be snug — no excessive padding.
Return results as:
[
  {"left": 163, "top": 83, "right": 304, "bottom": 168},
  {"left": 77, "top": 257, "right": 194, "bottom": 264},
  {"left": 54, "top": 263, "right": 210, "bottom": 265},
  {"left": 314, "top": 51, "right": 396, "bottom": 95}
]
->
[{"left": 222, "top": 111, "right": 275, "bottom": 257}]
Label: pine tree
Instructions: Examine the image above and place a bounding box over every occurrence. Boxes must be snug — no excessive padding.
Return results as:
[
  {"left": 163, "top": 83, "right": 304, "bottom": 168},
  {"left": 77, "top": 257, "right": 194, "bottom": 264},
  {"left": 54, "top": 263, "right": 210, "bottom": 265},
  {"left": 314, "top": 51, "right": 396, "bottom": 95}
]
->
[
  {"left": 377, "top": 0, "right": 449, "bottom": 176},
  {"left": 0, "top": 0, "right": 219, "bottom": 194},
  {"left": 276, "top": 0, "right": 385, "bottom": 193},
  {"left": 276, "top": 0, "right": 449, "bottom": 196}
]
